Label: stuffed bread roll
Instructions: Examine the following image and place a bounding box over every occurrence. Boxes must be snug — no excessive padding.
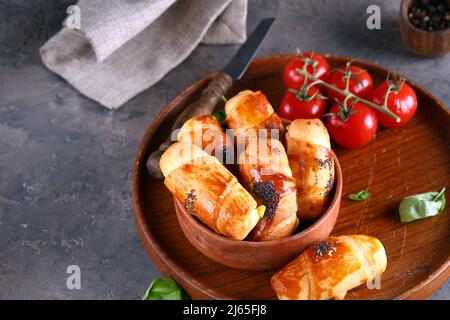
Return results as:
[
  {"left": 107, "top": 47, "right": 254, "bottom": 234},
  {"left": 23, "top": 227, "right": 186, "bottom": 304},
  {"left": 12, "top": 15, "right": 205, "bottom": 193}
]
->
[
  {"left": 286, "top": 119, "right": 335, "bottom": 221},
  {"left": 177, "top": 115, "right": 231, "bottom": 162},
  {"left": 225, "top": 90, "right": 285, "bottom": 143},
  {"left": 271, "top": 235, "right": 387, "bottom": 300},
  {"left": 239, "top": 138, "right": 298, "bottom": 241},
  {"left": 160, "top": 141, "right": 265, "bottom": 240}
]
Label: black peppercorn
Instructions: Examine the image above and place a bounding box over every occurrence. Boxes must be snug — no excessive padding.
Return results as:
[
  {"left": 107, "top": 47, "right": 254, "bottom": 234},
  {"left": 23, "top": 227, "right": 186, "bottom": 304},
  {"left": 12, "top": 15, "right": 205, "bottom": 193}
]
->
[{"left": 408, "top": 0, "right": 450, "bottom": 32}]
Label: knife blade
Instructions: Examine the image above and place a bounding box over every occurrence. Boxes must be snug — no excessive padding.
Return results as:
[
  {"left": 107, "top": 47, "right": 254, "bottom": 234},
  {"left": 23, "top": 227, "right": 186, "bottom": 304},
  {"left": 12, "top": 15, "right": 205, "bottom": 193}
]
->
[
  {"left": 146, "top": 18, "right": 276, "bottom": 178},
  {"left": 223, "top": 17, "right": 275, "bottom": 80}
]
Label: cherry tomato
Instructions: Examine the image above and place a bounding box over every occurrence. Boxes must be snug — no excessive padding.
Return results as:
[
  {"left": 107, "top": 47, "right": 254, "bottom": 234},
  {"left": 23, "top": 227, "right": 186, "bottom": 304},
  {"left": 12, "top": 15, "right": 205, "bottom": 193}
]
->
[
  {"left": 326, "top": 101, "right": 378, "bottom": 149},
  {"left": 370, "top": 80, "right": 417, "bottom": 128},
  {"left": 283, "top": 53, "right": 330, "bottom": 90},
  {"left": 279, "top": 87, "right": 327, "bottom": 120},
  {"left": 325, "top": 66, "right": 373, "bottom": 103}
]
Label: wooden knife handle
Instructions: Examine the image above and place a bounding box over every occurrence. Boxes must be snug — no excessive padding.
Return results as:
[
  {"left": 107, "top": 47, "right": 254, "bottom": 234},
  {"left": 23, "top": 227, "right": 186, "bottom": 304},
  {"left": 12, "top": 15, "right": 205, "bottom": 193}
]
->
[{"left": 146, "top": 72, "right": 233, "bottom": 178}]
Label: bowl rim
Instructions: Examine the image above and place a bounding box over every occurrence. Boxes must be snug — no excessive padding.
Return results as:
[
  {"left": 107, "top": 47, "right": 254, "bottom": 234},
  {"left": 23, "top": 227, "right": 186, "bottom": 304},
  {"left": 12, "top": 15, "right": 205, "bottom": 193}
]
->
[
  {"left": 400, "top": 0, "right": 450, "bottom": 35},
  {"left": 133, "top": 53, "right": 450, "bottom": 299},
  {"left": 175, "top": 148, "right": 343, "bottom": 246}
]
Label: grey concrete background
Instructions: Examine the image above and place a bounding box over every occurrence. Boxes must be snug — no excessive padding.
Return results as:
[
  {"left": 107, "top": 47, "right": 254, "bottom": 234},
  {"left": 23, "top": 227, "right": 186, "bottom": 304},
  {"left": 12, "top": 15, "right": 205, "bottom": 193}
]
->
[{"left": 0, "top": 0, "right": 448, "bottom": 299}]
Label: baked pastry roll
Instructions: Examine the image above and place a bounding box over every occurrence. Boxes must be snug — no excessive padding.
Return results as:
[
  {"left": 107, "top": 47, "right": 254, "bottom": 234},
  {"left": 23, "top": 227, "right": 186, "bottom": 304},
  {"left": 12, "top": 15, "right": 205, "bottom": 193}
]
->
[
  {"left": 160, "top": 141, "right": 265, "bottom": 240},
  {"left": 239, "top": 138, "right": 298, "bottom": 241},
  {"left": 271, "top": 235, "right": 387, "bottom": 300},
  {"left": 225, "top": 90, "right": 285, "bottom": 144},
  {"left": 177, "top": 115, "right": 231, "bottom": 162},
  {"left": 286, "top": 119, "right": 335, "bottom": 220}
]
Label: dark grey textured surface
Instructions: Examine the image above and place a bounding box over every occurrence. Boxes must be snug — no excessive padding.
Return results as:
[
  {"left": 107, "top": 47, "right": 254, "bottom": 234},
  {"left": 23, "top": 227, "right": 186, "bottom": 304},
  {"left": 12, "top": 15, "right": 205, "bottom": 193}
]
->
[{"left": 0, "top": 0, "right": 448, "bottom": 300}]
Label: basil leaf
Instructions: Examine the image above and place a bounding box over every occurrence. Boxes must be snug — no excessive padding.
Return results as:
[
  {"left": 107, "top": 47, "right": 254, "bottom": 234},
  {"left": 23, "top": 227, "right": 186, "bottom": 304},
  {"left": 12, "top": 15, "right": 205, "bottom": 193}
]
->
[
  {"left": 213, "top": 110, "right": 226, "bottom": 122},
  {"left": 399, "top": 187, "right": 446, "bottom": 223},
  {"left": 348, "top": 190, "right": 371, "bottom": 201},
  {"left": 143, "top": 278, "right": 190, "bottom": 300}
]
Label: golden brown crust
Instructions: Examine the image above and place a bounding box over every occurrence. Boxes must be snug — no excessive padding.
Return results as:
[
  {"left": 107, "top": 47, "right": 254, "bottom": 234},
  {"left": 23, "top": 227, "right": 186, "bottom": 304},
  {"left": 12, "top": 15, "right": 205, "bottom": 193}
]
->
[
  {"left": 165, "top": 160, "right": 236, "bottom": 232},
  {"left": 286, "top": 118, "right": 331, "bottom": 149},
  {"left": 178, "top": 115, "right": 231, "bottom": 160},
  {"left": 239, "top": 139, "right": 298, "bottom": 241},
  {"left": 216, "top": 181, "right": 261, "bottom": 240},
  {"left": 271, "top": 235, "right": 387, "bottom": 300},
  {"left": 225, "top": 90, "right": 274, "bottom": 130},
  {"left": 160, "top": 141, "right": 218, "bottom": 178},
  {"left": 160, "top": 142, "right": 261, "bottom": 240},
  {"left": 225, "top": 90, "right": 285, "bottom": 143},
  {"left": 286, "top": 119, "right": 335, "bottom": 220}
]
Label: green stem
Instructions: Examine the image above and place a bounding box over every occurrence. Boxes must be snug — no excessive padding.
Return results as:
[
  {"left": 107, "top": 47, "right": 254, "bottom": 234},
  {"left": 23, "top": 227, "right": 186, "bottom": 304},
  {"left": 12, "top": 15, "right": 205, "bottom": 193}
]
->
[
  {"left": 220, "top": 95, "right": 228, "bottom": 103},
  {"left": 433, "top": 187, "right": 446, "bottom": 202},
  {"left": 297, "top": 68, "right": 401, "bottom": 122}
]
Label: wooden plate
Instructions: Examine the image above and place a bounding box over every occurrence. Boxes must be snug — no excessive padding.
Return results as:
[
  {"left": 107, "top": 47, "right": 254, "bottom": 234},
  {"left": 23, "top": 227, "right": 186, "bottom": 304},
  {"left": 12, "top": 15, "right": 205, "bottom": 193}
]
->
[{"left": 132, "top": 54, "right": 450, "bottom": 300}]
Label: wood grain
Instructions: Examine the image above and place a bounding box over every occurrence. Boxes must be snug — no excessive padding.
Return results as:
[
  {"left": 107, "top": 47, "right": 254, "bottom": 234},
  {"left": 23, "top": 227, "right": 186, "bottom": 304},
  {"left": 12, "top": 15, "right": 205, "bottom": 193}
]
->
[
  {"left": 399, "top": 0, "right": 450, "bottom": 58},
  {"left": 132, "top": 54, "right": 450, "bottom": 300}
]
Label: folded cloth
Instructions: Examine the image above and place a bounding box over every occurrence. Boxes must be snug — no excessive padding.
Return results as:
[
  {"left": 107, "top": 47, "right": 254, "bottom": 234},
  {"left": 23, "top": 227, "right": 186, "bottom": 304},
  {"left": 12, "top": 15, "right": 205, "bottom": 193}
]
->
[{"left": 40, "top": 0, "right": 247, "bottom": 110}]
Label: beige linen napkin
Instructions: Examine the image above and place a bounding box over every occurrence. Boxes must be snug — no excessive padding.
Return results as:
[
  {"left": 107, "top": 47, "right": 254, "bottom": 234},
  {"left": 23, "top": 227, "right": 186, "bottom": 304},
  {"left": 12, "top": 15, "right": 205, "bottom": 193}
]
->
[{"left": 40, "top": 0, "right": 247, "bottom": 110}]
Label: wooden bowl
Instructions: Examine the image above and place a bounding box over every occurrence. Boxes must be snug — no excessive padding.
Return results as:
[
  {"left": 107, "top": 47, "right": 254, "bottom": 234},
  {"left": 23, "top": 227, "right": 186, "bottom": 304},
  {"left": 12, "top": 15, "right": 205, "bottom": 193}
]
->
[
  {"left": 400, "top": 0, "right": 450, "bottom": 57},
  {"left": 132, "top": 54, "right": 450, "bottom": 299},
  {"left": 173, "top": 153, "right": 343, "bottom": 271}
]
